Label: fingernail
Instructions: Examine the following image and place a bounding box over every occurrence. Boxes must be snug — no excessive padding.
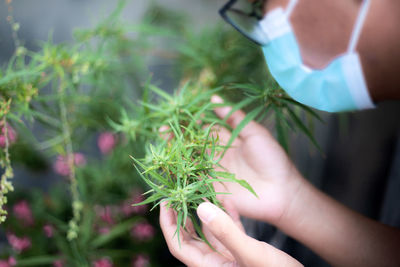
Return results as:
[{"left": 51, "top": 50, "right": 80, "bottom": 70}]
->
[{"left": 197, "top": 202, "right": 217, "bottom": 224}]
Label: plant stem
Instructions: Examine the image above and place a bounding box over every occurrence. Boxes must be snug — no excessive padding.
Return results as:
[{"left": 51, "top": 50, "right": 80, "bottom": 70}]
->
[{"left": 58, "top": 77, "right": 82, "bottom": 240}]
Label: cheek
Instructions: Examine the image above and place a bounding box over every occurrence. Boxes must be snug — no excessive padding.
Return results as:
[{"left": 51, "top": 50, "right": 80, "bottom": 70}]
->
[
  {"left": 358, "top": 0, "right": 400, "bottom": 101},
  {"left": 287, "top": 0, "right": 358, "bottom": 69},
  {"left": 263, "top": 0, "right": 290, "bottom": 13}
]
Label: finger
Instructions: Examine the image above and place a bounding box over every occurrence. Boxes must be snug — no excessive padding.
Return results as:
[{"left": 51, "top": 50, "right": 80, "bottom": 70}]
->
[
  {"left": 219, "top": 197, "right": 245, "bottom": 232},
  {"left": 197, "top": 202, "right": 302, "bottom": 267},
  {"left": 160, "top": 202, "right": 235, "bottom": 266},
  {"left": 202, "top": 198, "right": 244, "bottom": 260},
  {"left": 197, "top": 202, "right": 248, "bottom": 256},
  {"left": 159, "top": 202, "right": 201, "bottom": 244},
  {"left": 159, "top": 202, "right": 204, "bottom": 262},
  {"left": 211, "top": 95, "right": 268, "bottom": 140}
]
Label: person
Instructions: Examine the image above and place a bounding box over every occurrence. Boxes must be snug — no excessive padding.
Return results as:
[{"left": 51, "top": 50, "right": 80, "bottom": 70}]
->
[{"left": 159, "top": 0, "right": 400, "bottom": 266}]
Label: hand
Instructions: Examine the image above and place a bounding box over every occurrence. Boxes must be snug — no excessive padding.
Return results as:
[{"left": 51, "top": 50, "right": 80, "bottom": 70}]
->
[
  {"left": 211, "top": 95, "right": 305, "bottom": 226},
  {"left": 160, "top": 200, "right": 302, "bottom": 267}
]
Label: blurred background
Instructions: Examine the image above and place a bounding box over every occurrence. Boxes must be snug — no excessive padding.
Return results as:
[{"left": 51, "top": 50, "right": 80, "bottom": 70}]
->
[{"left": 0, "top": 0, "right": 399, "bottom": 266}]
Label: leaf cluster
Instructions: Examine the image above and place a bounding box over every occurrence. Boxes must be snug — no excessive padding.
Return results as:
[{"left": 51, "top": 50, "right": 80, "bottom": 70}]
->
[{"left": 112, "top": 82, "right": 256, "bottom": 247}]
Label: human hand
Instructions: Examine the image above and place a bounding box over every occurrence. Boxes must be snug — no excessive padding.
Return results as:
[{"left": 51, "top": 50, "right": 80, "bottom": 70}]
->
[
  {"left": 211, "top": 95, "right": 305, "bottom": 226},
  {"left": 160, "top": 200, "right": 302, "bottom": 267}
]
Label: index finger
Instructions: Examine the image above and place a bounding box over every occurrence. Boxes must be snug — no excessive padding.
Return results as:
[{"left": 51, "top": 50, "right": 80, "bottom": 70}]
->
[{"left": 159, "top": 202, "right": 209, "bottom": 264}]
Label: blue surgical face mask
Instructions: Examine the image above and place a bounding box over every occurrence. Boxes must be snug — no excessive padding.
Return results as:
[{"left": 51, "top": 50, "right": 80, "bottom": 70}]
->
[{"left": 260, "top": 0, "right": 375, "bottom": 112}]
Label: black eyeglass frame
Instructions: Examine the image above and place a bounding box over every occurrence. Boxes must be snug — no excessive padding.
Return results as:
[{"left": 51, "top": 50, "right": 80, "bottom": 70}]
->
[{"left": 219, "top": 0, "right": 266, "bottom": 46}]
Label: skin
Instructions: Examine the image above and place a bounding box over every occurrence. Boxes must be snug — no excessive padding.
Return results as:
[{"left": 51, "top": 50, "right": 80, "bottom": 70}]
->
[
  {"left": 159, "top": 0, "right": 400, "bottom": 266},
  {"left": 160, "top": 198, "right": 301, "bottom": 267},
  {"left": 265, "top": 0, "right": 400, "bottom": 102}
]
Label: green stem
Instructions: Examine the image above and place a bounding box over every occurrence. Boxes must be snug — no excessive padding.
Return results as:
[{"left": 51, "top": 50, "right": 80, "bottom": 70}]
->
[{"left": 58, "top": 77, "right": 82, "bottom": 240}]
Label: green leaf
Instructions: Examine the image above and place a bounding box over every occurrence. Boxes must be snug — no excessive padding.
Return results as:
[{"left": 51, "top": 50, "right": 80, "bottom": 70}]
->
[
  {"left": 278, "top": 97, "right": 324, "bottom": 122},
  {"left": 273, "top": 106, "right": 289, "bottom": 153},
  {"left": 91, "top": 218, "right": 139, "bottom": 248},
  {"left": 188, "top": 191, "right": 230, "bottom": 201},
  {"left": 214, "top": 171, "right": 258, "bottom": 197},
  {"left": 16, "top": 256, "right": 59, "bottom": 266},
  {"left": 222, "top": 105, "right": 264, "bottom": 157},
  {"left": 190, "top": 213, "right": 215, "bottom": 251},
  {"left": 175, "top": 211, "right": 183, "bottom": 248},
  {"left": 221, "top": 96, "right": 255, "bottom": 124},
  {"left": 132, "top": 191, "right": 163, "bottom": 206},
  {"left": 286, "top": 107, "right": 322, "bottom": 152},
  {"left": 148, "top": 84, "right": 173, "bottom": 102}
]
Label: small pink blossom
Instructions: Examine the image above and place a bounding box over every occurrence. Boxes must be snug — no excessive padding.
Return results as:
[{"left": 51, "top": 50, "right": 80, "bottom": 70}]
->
[
  {"left": 0, "top": 123, "right": 17, "bottom": 148},
  {"left": 7, "top": 258, "right": 16, "bottom": 267},
  {"left": 92, "top": 258, "right": 113, "bottom": 267},
  {"left": 98, "top": 226, "right": 111, "bottom": 235},
  {"left": 53, "top": 260, "right": 65, "bottom": 267},
  {"left": 95, "top": 205, "right": 115, "bottom": 225},
  {"left": 97, "top": 132, "right": 116, "bottom": 155},
  {"left": 131, "top": 221, "right": 155, "bottom": 242},
  {"left": 131, "top": 254, "right": 150, "bottom": 267},
  {"left": 53, "top": 153, "right": 86, "bottom": 176},
  {"left": 74, "top": 153, "right": 86, "bottom": 165},
  {"left": 0, "top": 257, "right": 16, "bottom": 267},
  {"left": 13, "top": 200, "right": 34, "bottom": 226},
  {"left": 121, "top": 192, "right": 147, "bottom": 217},
  {"left": 43, "top": 224, "right": 54, "bottom": 238},
  {"left": 7, "top": 232, "right": 31, "bottom": 253}
]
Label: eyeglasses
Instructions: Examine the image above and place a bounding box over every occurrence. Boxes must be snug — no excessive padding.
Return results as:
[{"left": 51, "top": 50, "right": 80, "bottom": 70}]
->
[{"left": 219, "top": 0, "right": 269, "bottom": 46}]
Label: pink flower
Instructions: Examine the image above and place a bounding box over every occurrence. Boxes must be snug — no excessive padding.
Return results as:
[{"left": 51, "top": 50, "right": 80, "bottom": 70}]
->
[
  {"left": 121, "top": 192, "right": 147, "bottom": 217},
  {"left": 13, "top": 200, "right": 34, "bottom": 226},
  {"left": 7, "top": 232, "right": 31, "bottom": 253},
  {"left": 0, "top": 123, "right": 17, "bottom": 148},
  {"left": 43, "top": 224, "right": 54, "bottom": 238},
  {"left": 97, "top": 132, "right": 116, "bottom": 155},
  {"left": 95, "top": 205, "right": 115, "bottom": 225},
  {"left": 98, "top": 226, "right": 111, "bottom": 235},
  {"left": 7, "top": 258, "right": 16, "bottom": 267},
  {"left": 53, "top": 153, "right": 86, "bottom": 176},
  {"left": 0, "top": 257, "right": 16, "bottom": 267},
  {"left": 74, "top": 153, "right": 86, "bottom": 165},
  {"left": 92, "top": 258, "right": 113, "bottom": 267},
  {"left": 131, "top": 254, "right": 150, "bottom": 267},
  {"left": 131, "top": 221, "right": 155, "bottom": 242},
  {"left": 53, "top": 260, "right": 64, "bottom": 267}
]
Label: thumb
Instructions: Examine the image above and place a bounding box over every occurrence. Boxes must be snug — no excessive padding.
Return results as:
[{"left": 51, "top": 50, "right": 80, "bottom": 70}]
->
[
  {"left": 197, "top": 202, "right": 302, "bottom": 267},
  {"left": 197, "top": 202, "right": 256, "bottom": 264}
]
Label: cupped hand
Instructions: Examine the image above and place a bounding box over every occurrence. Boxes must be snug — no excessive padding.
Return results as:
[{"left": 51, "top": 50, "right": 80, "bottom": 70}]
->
[
  {"left": 211, "top": 95, "right": 305, "bottom": 226},
  {"left": 160, "top": 200, "right": 302, "bottom": 267}
]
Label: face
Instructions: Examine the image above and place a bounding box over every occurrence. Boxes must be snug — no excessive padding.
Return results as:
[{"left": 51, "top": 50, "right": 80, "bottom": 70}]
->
[{"left": 261, "top": 0, "right": 400, "bottom": 102}]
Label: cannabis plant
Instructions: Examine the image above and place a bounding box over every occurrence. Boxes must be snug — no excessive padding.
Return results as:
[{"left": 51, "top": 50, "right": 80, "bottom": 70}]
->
[{"left": 111, "top": 80, "right": 258, "bottom": 247}]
